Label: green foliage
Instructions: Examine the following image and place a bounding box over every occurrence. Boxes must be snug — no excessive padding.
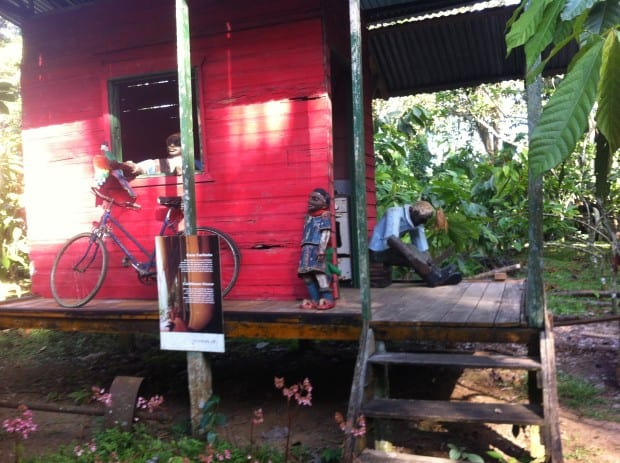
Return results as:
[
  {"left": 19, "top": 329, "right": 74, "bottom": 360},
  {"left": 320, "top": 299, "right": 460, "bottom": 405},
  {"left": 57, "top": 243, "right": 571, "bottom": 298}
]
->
[
  {"left": 447, "top": 443, "right": 485, "bottom": 463},
  {"left": 506, "top": 0, "right": 620, "bottom": 176},
  {"left": 529, "top": 37, "right": 603, "bottom": 175},
  {"left": 0, "top": 18, "right": 28, "bottom": 289},
  {"left": 67, "top": 389, "right": 93, "bottom": 405},
  {"left": 373, "top": 71, "right": 620, "bottom": 277},
  {"left": 320, "top": 446, "right": 342, "bottom": 462},
  {"left": 596, "top": 28, "right": 620, "bottom": 152},
  {"left": 197, "top": 394, "right": 227, "bottom": 444},
  {"left": 486, "top": 449, "right": 534, "bottom": 463},
  {"left": 556, "top": 371, "right": 618, "bottom": 421},
  {"left": 22, "top": 404, "right": 316, "bottom": 463},
  {"left": 373, "top": 84, "right": 542, "bottom": 274},
  {"left": 373, "top": 102, "right": 432, "bottom": 215},
  {"left": 0, "top": 138, "right": 28, "bottom": 283},
  {"left": 0, "top": 81, "right": 17, "bottom": 114}
]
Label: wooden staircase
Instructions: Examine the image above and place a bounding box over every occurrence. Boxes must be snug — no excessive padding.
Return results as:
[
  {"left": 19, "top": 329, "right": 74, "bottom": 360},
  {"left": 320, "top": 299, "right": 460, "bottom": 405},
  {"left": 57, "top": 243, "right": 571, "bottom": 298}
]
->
[{"left": 343, "top": 317, "right": 563, "bottom": 463}]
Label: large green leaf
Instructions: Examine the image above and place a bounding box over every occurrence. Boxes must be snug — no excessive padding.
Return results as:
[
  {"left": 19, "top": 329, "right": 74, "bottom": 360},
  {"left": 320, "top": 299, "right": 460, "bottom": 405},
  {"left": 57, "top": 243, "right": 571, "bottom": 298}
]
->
[
  {"left": 562, "top": 0, "right": 602, "bottom": 21},
  {"left": 525, "top": 15, "right": 584, "bottom": 82},
  {"left": 524, "top": 1, "right": 566, "bottom": 70},
  {"left": 506, "top": 0, "right": 554, "bottom": 53},
  {"left": 585, "top": 0, "right": 620, "bottom": 33},
  {"left": 596, "top": 30, "right": 620, "bottom": 154},
  {"left": 529, "top": 38, "right": 604, "bottom": 176}
]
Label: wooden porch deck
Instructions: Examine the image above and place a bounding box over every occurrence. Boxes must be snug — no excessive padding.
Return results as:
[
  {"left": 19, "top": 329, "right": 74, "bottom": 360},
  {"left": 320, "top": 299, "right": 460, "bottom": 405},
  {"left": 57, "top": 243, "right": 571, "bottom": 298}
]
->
[{"left": 0, "top": 279, "right": 535, "bottom": 344}]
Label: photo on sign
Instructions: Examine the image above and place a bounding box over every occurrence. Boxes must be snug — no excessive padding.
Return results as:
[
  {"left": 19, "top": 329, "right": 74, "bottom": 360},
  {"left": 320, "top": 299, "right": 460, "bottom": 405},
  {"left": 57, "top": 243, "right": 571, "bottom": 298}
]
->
[{"left": 156, "top": 234, "right": 224, "bottom": 352}]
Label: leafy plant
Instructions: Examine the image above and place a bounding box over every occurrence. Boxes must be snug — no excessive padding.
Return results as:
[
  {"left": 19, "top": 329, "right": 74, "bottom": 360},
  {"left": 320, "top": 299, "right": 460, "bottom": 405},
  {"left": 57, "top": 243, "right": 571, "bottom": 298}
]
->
[
  {"left": 0, "top": 19, "right": 28, "bottom": 290},
  {"left": 447, "top": 443, "right": 485, "bottom": 463},
  {"left": 505, "top": 0, "right": 620, "bottom": 177},
  {"left": 197, "top": 394, "right": 227, "bottom": 444},
  {"left": 486, "top": 448, "right": 534, "bottom": 463}
]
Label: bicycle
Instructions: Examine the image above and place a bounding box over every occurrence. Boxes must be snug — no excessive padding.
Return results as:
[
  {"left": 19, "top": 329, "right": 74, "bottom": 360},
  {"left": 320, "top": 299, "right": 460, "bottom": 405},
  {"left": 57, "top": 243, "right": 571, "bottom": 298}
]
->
[{"left": 50, "top": 187, "right": 241, "bottom": 308}]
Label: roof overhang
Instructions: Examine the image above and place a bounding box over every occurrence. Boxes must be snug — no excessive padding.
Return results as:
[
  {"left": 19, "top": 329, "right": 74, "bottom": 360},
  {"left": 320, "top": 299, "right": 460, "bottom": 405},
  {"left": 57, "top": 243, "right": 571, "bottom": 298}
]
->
[{"left": 0, "top": 0, "right": 575, "bottom": 97}]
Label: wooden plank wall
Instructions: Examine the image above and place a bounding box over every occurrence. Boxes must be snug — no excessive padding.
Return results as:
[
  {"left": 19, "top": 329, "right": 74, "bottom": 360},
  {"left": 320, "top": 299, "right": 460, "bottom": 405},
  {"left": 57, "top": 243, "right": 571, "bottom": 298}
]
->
[{"left": 20, "top": 0, "right": 377, "bottom": 301}]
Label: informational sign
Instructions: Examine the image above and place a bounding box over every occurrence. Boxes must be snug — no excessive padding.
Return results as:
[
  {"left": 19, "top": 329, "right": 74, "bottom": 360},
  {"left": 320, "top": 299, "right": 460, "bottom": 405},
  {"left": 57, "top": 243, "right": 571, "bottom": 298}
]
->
[{"left": 155, "top": 234, "right": 225, "bottom": 352}]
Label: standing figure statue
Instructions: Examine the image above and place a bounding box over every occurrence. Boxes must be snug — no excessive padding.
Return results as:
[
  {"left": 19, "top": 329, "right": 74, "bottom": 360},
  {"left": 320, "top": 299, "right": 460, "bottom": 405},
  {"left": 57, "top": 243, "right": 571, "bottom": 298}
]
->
[
  {"left": 298, "top": 188, "right": 336, "bottom": 310},
  {"left": 369, "top": 201, "right": 462, "bottom": 287}
]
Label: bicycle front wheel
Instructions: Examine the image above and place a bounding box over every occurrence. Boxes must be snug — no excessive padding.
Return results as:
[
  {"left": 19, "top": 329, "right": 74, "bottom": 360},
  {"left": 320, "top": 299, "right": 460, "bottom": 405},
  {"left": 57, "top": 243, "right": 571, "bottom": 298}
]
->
[
  {"left": 50, "top": 232, "right": 108, "bottom": 308},
  {"left": 193, "top": 227, "right": 241, "bottom": 296}
]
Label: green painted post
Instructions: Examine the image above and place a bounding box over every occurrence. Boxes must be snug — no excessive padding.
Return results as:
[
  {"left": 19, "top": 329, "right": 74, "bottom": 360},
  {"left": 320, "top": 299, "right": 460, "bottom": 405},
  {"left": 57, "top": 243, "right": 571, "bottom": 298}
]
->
[
  {"left": 349, "top": 0, "right": 371, "bottom": 325},
  {"left": 175, "top": 0, "right": 211, "bottom": 435},
  {"left": 343, "top": 1, "right": 371, "bottom": 462},
  {"left": 176, "top": 0, "right": 197, "bottom": 235},
  {"left": 526, "top": 74, "right": 544, "bottom": 328}
]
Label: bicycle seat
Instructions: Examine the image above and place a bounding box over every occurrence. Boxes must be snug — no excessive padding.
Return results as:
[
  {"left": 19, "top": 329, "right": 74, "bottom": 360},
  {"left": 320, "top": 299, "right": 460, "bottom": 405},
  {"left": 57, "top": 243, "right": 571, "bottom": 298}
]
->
[{"left": 158, "top": 196, "right": 183, "bottom": 208}]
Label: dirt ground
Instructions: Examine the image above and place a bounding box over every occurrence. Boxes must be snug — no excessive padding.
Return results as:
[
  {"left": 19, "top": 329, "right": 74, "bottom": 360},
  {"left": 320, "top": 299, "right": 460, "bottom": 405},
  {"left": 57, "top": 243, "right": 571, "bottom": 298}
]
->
[{"left": 0, "top": 321, "right": 618, "bottom": 462}]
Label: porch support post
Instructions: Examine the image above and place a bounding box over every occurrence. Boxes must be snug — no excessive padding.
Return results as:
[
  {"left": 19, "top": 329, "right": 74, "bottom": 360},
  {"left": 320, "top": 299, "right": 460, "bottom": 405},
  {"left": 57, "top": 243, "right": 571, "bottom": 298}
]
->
[
  {"left": 175, "top": 0, "right": 212, "bottom": 434},
  {"left": 343, "top": 0, "right": 372, "bottom": 461},
  {"left": 349, "top": 0, "right": 370, "bottom": 325},
  {"left": 175, "top": 0, "right": 197, "bottom": 234},
  {"left": 526, "top": 72, "right": 544, "bottom": 329}
]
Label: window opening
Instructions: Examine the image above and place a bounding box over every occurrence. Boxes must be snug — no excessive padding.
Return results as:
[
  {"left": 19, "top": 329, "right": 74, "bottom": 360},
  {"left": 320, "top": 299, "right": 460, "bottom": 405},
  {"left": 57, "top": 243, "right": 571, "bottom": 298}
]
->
[{"left": 108, "top": 71, "right": 202, "bottom": 173}]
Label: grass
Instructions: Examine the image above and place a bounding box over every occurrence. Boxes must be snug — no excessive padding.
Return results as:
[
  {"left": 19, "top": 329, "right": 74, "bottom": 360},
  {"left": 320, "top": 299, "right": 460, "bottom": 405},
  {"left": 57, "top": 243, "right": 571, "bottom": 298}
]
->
[
  {"left": 556, "top": 371, "right": 618, "bottom": 422},
  {"left": 540, "top": 242, "right": 619, "bottom": 317}
]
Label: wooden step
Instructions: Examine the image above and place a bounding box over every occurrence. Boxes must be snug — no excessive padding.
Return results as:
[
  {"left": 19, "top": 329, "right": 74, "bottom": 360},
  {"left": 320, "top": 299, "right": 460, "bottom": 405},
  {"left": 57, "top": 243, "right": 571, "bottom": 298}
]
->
[
  {"left": 362, "top": 398, "right": 544, "bottom": 425},
  {"left": 357, "top": 448, "right": 469, "bottom": 463},
  {"left": 368, "top": 351, "right": 541, "bottom": 370}
]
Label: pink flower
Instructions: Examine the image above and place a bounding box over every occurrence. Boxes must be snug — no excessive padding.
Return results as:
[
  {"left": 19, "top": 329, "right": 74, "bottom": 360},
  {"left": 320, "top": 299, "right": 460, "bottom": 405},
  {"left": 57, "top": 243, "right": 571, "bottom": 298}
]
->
[
  {"left": 252, "top": 408, "right": 264, "bottom": 425},
  {"left": 334, "top": 411, "right": 366, "bottom": 437},
  {"left": 136, "top": 395, "right": 164, "bottom": 412},
  {"left": 2, "top": 405, "right": 37, "bottom": 439},
  {"left": 91, "top": 386, "right": 112, "bottom": 407}
]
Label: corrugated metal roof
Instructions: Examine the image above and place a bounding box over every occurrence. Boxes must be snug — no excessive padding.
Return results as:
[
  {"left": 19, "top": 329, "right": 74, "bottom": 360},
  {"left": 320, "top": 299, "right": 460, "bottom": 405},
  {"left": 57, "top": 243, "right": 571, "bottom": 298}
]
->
[
  {"left": 0, "top": 0, "right": 95, "bottom": 24},
  {"left": 0, "top": 0, "right": 574, "bottom": 97},
  {"left": 370, "top": 5, "right": 517, "bottom": 96},
  {"left": 365, "top": 2, "right": 575, "bottom": 97}
]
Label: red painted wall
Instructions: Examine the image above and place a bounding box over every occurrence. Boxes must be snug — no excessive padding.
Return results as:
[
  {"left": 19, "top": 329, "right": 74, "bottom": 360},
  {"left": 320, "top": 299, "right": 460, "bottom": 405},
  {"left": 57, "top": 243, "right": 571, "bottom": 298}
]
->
[{"left": 21, "top": 0, "right": 376, "bottom": 301}]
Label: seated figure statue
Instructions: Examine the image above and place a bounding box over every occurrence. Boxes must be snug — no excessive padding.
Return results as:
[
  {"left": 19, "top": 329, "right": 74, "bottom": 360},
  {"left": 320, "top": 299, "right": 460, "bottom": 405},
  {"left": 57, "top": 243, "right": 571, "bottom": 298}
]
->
[
  {"left": 369, "top": 201, "right": 462, "bottom": 287},
  {"left": 115, "top": 132, "right": 184, "bottom": 178}
]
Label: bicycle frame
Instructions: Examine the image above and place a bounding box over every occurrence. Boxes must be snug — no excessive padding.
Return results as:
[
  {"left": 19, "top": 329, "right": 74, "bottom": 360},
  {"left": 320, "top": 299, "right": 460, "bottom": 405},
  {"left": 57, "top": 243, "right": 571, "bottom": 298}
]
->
[{"left": 95, "top": 202, "right": 178, "bottom": 277}]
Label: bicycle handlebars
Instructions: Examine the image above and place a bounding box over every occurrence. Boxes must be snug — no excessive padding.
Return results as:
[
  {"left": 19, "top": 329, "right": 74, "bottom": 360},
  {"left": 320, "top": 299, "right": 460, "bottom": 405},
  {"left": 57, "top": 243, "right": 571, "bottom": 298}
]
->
[{"left": 91, "top": 187, "right": 142, "bottom": 211}]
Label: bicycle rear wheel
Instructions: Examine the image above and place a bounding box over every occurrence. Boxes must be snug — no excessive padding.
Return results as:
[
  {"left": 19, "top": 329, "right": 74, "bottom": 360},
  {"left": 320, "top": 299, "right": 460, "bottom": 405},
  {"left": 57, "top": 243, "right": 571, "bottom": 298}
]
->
[
  {"left": 192, "top": 227, "right": 241, "bottom": 296},
  {"left": 50, "top": 232, "right": 108, "bottom": 308}
]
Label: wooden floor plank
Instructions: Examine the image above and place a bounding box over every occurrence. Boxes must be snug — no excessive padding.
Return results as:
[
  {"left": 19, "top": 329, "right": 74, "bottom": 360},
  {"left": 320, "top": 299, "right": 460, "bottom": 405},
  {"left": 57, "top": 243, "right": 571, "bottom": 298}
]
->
[
  {"left": 494, "top": 280, "right": 525, "bottom": 326},
  {"left": 466, "top": 281, "right": 505, "bottom": 326},
  {"left": 0, "top": 281, "right": 530, "bottom": 340},
  {"left": 440, "top": 282, "right": 487, "bottom": 324},
  {"left": 411, "top": 283, "right": 469, "bottom": 323}
]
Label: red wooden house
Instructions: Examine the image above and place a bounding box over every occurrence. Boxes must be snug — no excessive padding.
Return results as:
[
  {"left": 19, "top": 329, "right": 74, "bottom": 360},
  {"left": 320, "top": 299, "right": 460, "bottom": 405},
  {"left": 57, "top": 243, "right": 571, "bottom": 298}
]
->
[
  {"left": 18, "top": 0, "right": 375, "bottom": 302},
  {"left": 1, "top": 1, "right": 572, "bottom": 461}
]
